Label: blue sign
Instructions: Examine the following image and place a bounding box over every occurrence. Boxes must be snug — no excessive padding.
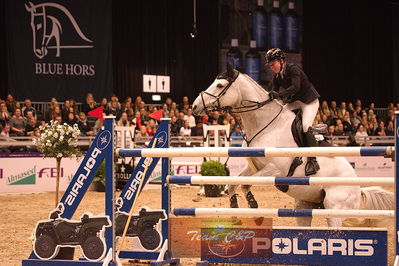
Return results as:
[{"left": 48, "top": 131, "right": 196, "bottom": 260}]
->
[{"left": 203, "top": 228, "right": 387, "bottom": 265}]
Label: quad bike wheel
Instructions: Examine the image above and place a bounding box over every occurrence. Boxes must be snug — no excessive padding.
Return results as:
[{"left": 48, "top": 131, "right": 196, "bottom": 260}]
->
[
  {"left": 34, "top": 234, "right": 58, "bottom": 259},
  {"left": 139, "top": 228, "right": 161, "bottom": 250},
  {"left": 82, "top": 236, "right": 105, "bottom": 260}
]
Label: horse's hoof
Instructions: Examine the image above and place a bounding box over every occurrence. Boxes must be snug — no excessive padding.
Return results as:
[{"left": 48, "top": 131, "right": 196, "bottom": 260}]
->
[
  {"left": 246, "top": 191, "right": 258, "bottom": 208},
  {"left": 230, "top": 194, "right": 239, "bottom": 208},
  {"left": 254, "top": 217, "right": 264, "bottom": 226}
]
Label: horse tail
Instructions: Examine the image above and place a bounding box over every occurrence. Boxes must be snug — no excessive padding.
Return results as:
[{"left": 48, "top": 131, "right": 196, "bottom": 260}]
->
[
  {"left": 342, "top": 186, "right": 394, "bottom": 227},
  {"left": 361, "top": 186, "right": 394, "bottom": 227}
]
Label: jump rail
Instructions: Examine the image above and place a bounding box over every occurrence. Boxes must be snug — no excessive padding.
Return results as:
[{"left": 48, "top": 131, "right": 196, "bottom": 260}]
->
[
  {"left": 167, "top": 175, "right": 394, "bottom": 186},
  {"left": 173, "top": 208, "right": 395, "bottom": 219},
  {"left": 117, "top": 146, "right": 393, "bottom": 158}
]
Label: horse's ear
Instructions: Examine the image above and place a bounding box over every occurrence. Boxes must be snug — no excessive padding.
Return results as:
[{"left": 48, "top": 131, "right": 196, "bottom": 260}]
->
[
  {"left": 25, "top": 2, "right": 33, "bottom": 11},
  {"left": 226, "top": 60, "right": 235, "bottom": 78}
]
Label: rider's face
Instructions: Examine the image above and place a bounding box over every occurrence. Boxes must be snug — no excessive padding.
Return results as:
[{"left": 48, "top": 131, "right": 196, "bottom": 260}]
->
[{"left": 268, "top": 60, "right": 282, "bottom": 74}]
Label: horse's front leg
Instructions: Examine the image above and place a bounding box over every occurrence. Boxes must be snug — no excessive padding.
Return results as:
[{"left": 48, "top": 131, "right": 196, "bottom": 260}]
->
[{"left": 228, "top": 164, "right": 254, "bottom": 208}]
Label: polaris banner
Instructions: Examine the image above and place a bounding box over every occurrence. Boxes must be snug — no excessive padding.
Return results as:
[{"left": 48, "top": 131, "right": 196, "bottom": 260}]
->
[
  {"left": 5, "top": 0, "right": 112, "bottom": 101},
  {"left": 203, "top": 228, "right": 387, "bottom": 265},
  {"left": 117, "top": 119, "right": 170, "bottom": 213}
]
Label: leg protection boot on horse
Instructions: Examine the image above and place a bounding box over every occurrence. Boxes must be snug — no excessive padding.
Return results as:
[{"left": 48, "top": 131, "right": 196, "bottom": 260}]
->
[
  {"left": 230, "top": 194, "right": 239, "bottom": 208},
  {"left": 304, "top": 128, "right": 320, "bottom": 176},
  {"left": 246, "top": 191, "right": 258, "bottom": 208}
]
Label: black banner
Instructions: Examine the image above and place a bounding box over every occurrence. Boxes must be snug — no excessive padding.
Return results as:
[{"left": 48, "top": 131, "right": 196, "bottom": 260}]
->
[{"left": 5, "top": 0, "right": 112, "bottom": 102}]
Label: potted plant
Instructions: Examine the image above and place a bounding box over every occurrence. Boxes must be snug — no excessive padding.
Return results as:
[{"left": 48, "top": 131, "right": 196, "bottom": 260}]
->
[
  {"left": 200, "top": 160, "right": 227, "bottom": 197},
  {"left": 93, "top": 161, "right": 106, "bottom": 192}
]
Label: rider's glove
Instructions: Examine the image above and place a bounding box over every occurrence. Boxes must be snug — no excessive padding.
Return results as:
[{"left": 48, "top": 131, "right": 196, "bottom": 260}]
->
[{"left": 269, "top": 90, "right": 280, "bottom": 100}]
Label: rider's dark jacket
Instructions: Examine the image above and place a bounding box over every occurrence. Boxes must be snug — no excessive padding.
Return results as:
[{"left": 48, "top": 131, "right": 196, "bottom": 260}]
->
[{"left": 272, "top": 63, "right": 320, "bottom": 104}]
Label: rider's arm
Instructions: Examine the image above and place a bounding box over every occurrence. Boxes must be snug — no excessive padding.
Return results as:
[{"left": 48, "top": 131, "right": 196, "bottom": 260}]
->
[{"left": 277, "top": 65, "right": 301, "bottom": 99}]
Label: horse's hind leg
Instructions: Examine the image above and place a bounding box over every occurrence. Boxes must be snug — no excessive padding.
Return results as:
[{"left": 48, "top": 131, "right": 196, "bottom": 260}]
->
[
  {"left": 228, "top": 185, "right": 239, "bottom": 208},
  {"left": 294, "top": 199, "right": 322, "bottom": 226},
  {"left": 241, "top": 185, "right": 258, "bottom": 208}
]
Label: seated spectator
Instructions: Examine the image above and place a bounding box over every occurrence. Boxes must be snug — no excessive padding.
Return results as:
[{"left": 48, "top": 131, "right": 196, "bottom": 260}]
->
[
  {"left": 137, "top": 125, "right": 149, "bottom": 137},
  {"left": 132, "top": 111, "right": 142, "bottom": 129},
  {"left": 65, "top": 112, "right": 77, "bottom": 126},
  {"left": 5, "top": 94, "right": 17, "bottom": 115},
  {"left": 350, "top": 111, "right": 361, "bottom": 129},
  {"left": 342, "top": 112, "right": 354, "bottom": 133},
  {"left": 25, "top": 118, "right": 39, "bottom": 136},
  {"left": 48, "top": 105, "right": 62, "bottom": 122},
  {"left": 386, "top": 121, "right": 394, "bottom": 136},
  {"left": 161, "top": 104, "right": 169, "bottom": 118},
  {"left": 347, "top": 102, "right": 355, "bottom": 113},
  {"left": 54, "top": 115, "right": 63, "bottom": 124},
  {"left": 100, "top": 97, "right": 108, "bottom": 112},
  {"left": 375, "top": 121, "right": 386, "bottom": 136},
  {"left": 0, "top": 124, "right": 16, "bottom": 152},
  {"left": 355, "top": 124, "right": 368, "bottom": 146},
  {"left": 117, "top": 112, "right": 130, "bottom": 127},
  {"left": 338, "top": 102, "right": 347, "bottom": 117},
  {"left": 170, "top": 116, "right": 180, "bottom": 136},
  {"left": 146, "top": 119, "right": 157, "bottom": 136},
  {"left": 179, "top": 96, "right": 190, "bottom": 111},
  {"left": 180, "top": 120, "right": 191, "bottom": 137},
  {"left": 170, "top": 102, "right": 178, "bottom": 114},
  {"left": 9, "top": 108, "right": 27, "bottom": 136},
  {"left": 82, "top": 93, "right": 98, "bottom": 114},
  {"left": 318, "top": 100, "right": 329, "bottom": 117},
  {"left": 385, "top": 109, "right": 395, "bottom": 126},
  {"left": 354, "top": 99, "right": 362, "bottom": 110},
  {"left": 108, "top": 100, "right": 122, "bottom": 120},
  {"left": 121, "top": 97, "right": 133, "bottom": 113},
  {"left": 0, "top": 101, "right": 11, "bottom": 125},
  {"left": 107, "top": 95, "right": 121, "bottom": 110},
  {"left": 333, "top": 123, "right": 345, "bottom": 136},
  {"left": 22, "top": 99, "right": 36, "bottom": 118},
  {"left": 208, "top": 111, "right": 224, "bottom": 125},
  {"left": 139, "top": 108, "right": 149, "bottom": 125},
  {"left": 61, "top": 100, "right": 71, "bottom": 121},
  {"left": 366, "top": 122, "right": 376, "bottom": 136},
  {"left": 329, "top": 101, "right": 339, "bottom": 118},
  {"left": 134, "top": 96, "right": 143, "bottom": 112},
  {"left": 185, "top": 108, "right": 196, "bottom": 128},
  {"left": 230, "top": 125, "right": 244, "bottom": 147},
  {"left": 77, "top": 112, "right": 94, "bottom": 136},
  {"left": 176, "top": 112, "right": 185, "bottom": 129}
]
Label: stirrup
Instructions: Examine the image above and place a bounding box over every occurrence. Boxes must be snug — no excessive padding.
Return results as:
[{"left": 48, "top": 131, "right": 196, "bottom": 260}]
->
[{"left": 305, "top": 158, "right": 320, "bottom": 176}]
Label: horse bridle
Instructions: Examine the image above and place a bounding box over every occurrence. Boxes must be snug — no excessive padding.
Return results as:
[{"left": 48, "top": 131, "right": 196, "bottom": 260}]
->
[{"left": 199, "top": 69, "right": 283, "bottom": 145}]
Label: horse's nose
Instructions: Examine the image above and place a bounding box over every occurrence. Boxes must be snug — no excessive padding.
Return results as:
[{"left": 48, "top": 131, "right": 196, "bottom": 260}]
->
[{"left": 193, "top": 105, "right": 197, "bottom": 112}]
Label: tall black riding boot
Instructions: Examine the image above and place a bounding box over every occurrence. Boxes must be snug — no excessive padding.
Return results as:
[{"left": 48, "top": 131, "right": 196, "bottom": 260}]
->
[{"left": 304, "top": 129, "right": 320, "bottom": 176}]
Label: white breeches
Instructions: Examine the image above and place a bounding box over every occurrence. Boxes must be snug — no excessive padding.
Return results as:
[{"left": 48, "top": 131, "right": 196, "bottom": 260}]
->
[{"left": 286, "top": 99, "right": 319, "bottom": 132}]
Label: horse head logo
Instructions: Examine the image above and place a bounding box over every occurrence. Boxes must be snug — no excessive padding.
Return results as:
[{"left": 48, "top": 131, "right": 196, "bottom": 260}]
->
[{"left": 25, "top": 1, "right": 93, "bottom": 59}]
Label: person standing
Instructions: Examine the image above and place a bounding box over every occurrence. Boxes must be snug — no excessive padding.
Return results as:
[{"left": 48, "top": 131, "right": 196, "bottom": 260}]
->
[{"left": 266, "top": 48, "right": 320, "bottom": 175}]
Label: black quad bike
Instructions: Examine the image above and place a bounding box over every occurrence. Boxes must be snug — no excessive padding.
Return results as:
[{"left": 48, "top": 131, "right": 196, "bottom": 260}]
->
[
  {"left": 115, "top": 208, "right": 166, "bottom": 250},
  {"left": 34, "top": 212, "right": 110, "bottom": 260}
]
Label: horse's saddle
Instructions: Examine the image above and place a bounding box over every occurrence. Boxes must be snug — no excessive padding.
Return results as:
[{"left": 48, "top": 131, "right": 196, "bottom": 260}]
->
[
  {"left": 291, "top": 109, "right": 328, "bottom": 147},
  {"left": 276, "top": 110, "right": 329, "bottom": 193}
]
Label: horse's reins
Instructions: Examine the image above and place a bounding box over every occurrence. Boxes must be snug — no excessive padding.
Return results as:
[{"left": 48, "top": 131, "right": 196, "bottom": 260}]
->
[{"left": 200, "top": 69, "right": 283, "bottom": 145}]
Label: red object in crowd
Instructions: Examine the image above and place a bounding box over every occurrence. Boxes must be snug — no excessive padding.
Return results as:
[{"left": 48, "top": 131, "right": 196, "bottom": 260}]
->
[
  {"left": 202, "top": 116, "right": 208, "bottom": 123},
  {"left": 149, "top": 109, "right": 163, "bottom": 121},
  {"left": 88, "top": 106, "right": 104, "bottom": 119}
]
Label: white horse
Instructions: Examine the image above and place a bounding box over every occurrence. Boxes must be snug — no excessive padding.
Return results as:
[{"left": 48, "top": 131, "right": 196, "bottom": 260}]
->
[{"left": 192, "top": 64, "right": 394, "bottom": 227}]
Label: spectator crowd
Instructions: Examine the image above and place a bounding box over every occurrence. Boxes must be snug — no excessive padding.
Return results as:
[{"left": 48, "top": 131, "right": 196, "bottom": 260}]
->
[{"left": 0, "top": 93, "right": 398, "bottom": 151}]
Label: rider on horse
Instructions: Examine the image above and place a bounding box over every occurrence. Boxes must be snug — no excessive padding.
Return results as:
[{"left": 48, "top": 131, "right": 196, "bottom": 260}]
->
[{"left": 266, "top": 48, "right": 321, "bottom": 176}]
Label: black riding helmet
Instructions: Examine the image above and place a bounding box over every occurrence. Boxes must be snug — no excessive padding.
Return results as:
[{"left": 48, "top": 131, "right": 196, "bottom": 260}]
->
[{"left": 265, "top": 48, "right": 285, "bottom": 64}]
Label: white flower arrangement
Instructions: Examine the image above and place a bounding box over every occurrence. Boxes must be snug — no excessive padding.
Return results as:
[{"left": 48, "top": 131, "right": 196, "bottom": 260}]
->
[{"left": 33, "top": 120, "right": 81, "bottom": 159}]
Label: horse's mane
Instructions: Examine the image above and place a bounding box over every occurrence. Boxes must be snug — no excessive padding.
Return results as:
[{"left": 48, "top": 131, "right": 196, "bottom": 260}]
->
[{"left": 239, "top": 73, "right": 269, "bottom": 97}]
